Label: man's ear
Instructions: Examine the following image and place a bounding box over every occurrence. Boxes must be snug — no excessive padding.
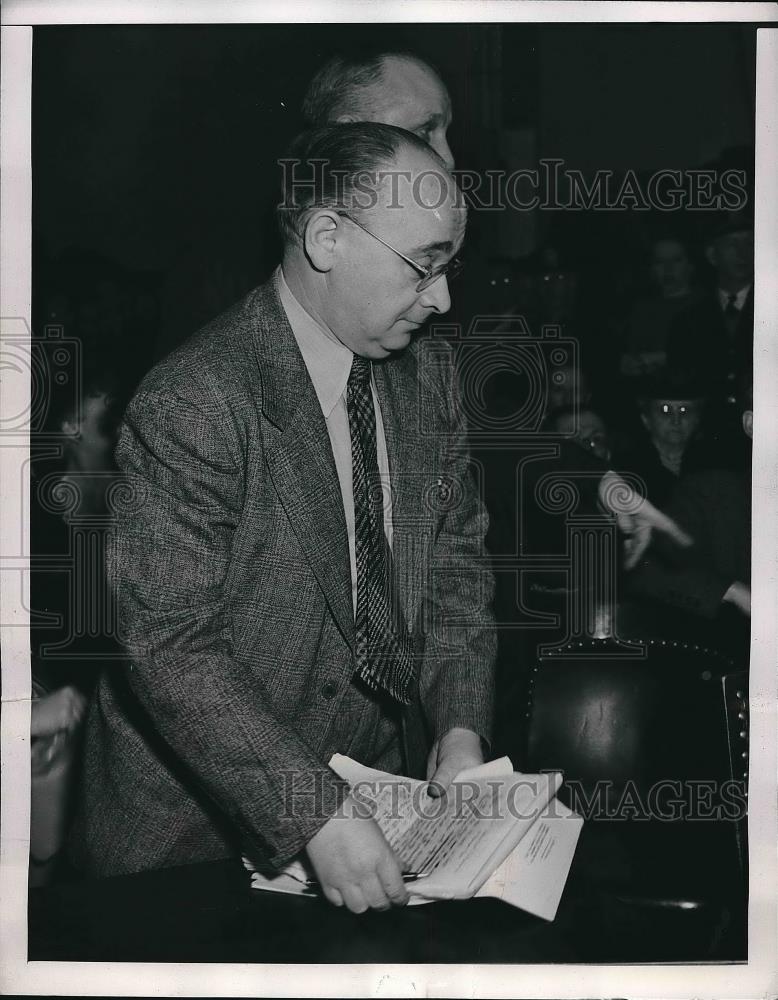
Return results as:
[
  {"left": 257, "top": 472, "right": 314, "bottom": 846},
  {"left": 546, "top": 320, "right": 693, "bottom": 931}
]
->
[
  {"left": 639, "top": 412, "right": 650, "bottom": 432},
  {"left": 61, "top": 417, "right": 80, "bottom": 439},
  {"left": 742, "top": 409, "right": 753, "bottom": 440},
  {"left": 303, "top": 210, "right": 341, "bottom": 273}
]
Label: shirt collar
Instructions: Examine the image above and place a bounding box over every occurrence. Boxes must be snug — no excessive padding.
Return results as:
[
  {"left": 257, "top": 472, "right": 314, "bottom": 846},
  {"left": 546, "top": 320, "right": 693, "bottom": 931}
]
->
[
  {"left": 276, "top": 266, "right": 352, "bottom": 418},
  {"left": 718, "top": 284, "right": 751, "bottom": 311}
]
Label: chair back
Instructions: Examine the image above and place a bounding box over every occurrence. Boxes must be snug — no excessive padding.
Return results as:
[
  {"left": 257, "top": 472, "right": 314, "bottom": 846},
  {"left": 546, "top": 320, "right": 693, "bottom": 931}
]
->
[{"left": 524, "top": 637, "right": 737, "bottom": 812}]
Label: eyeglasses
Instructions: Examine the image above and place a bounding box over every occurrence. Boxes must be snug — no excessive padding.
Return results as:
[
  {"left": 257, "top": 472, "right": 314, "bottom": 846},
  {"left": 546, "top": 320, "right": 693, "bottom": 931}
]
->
[
  {"left": 336, "top": 211, "right": 463, "bottom": 292},
  {"left": 652, "top": 401, "right": 702, "bottom": 418}
]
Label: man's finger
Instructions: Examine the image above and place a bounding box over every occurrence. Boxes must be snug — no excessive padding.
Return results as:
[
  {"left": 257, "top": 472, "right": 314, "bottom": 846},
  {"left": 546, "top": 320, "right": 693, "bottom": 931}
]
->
[
  {"left": 377, "top": 854, "right": 409, "bottom": 906},
  {"left": 361, "top": 873, "right": 391, "bottom": 911},
  {"left": 428, "top": 760, "right": 459, "bottom": 795},
  {"left": 640, "top": 502, "right": 692, "bottom": 547},
  {"left": 652, "top": 510, "right": 692, "bottom": 547},
  {"left": 321, "top": 884, "right": 344, "bottom": 907},
  {"left": 425, "top": 745, "right": 439, "bottom": 782},
  {"left": 341, "top": 885, "right": 368, "bottom": 914}
]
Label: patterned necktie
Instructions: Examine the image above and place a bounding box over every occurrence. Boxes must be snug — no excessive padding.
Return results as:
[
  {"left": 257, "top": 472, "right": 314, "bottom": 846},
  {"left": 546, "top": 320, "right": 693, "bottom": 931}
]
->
[{"left": 347, "top": 354, "right": 415, "bottom": 704}]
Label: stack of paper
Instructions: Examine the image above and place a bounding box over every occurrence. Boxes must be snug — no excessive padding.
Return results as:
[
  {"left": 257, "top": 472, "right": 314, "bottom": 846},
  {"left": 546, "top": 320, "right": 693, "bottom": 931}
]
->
[{"left": 245, "top": 755, "right": 582, "bottom": 921}]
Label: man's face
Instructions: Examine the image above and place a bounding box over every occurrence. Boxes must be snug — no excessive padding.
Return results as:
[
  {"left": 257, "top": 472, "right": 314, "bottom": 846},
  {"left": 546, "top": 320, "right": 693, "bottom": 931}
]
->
[
  {"left": 650, "top": 239, "right": 692, "bottom": 300},
  {"left": 64, "top": 392, "right": 118, "bottom": 470},
  {"left": 323, "top": 145, "right": 465, "bottom": 359},
  {"left": 361, "top": 56, "right": 454, "bottom": 169},
  {"left": 641, "top": 398, "right": 703, "bottom": 451},
  {"left": 708, "top": 229, "right": 754, "bottom": 287},
  {"left": 555, "top": 409, "right": 611, "bottom": 462}
]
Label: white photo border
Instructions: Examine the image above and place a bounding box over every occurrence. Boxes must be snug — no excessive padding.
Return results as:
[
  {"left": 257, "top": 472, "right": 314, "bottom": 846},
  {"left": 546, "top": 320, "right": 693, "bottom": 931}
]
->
[{"left": 1, "top": 3, "right": 776, "bottom": 997}]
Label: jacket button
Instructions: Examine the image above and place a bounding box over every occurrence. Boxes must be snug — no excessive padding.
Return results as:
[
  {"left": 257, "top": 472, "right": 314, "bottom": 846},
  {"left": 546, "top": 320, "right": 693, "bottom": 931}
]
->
[{"left": 321, "top": 682, "right": 337, "bottom": 700}]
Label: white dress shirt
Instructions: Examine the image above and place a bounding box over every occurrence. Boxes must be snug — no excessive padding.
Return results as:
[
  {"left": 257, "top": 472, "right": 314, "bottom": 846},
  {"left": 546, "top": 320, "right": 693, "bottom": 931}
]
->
[{"left": 276, "top": 267, "right": 393, "bottom": 615}]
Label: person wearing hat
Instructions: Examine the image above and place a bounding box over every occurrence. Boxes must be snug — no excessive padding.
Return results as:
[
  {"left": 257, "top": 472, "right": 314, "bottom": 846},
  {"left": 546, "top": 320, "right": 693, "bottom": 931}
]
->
[
  {"left": 666, "top": 210, "right": 753, "bottom": 403},
  {"left": 612, "top": 369, "right": 713, "bottom": 508},
  {"left": 625, "top": 375, "right": 752, "bottom": 660}
]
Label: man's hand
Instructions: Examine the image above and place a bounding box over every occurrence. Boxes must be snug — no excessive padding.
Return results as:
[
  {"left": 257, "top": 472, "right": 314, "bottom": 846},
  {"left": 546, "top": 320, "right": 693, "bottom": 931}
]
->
[
  {"left": 723, "top": 581, "right": 751, "bottom": 617},
  {"left": 31, "top": 685, "right": 87, "bottom": 740},
  {"left": 599, "top": 471, "right": 693, "bottom": 570},
  {"left": 304, "top": 792, "right": 408, "bottom": 914},
  {"left": 426, "top": 727, "right": 483, "bottom": 797},
  {"left": 30, "top": 686, "right": 87, "bottom": 776}
]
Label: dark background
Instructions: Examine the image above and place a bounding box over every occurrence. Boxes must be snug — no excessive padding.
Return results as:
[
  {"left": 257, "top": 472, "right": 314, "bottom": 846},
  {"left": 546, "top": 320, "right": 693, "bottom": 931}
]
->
[{"left": 32, "top": 23, "right": 756, "bottom": 375}]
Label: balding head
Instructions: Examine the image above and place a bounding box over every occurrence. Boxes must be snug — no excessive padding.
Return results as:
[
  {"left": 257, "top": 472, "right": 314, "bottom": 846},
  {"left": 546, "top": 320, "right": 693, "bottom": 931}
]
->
[
  {"left": 302, "top": 52, "right": 454, "bottom": 169},
  {"left": 280, "top": 122, "right": 465, "bottom": 358}
]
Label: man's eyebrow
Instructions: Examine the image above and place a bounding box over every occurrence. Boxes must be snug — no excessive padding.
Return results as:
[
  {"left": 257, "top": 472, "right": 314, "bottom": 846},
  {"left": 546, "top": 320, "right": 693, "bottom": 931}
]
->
[
  {"left": 406, "top": 240, "right": 454, "bottom": 257},
  {"left": 415, "top": 112, "right": 446, "bottom": 132}
]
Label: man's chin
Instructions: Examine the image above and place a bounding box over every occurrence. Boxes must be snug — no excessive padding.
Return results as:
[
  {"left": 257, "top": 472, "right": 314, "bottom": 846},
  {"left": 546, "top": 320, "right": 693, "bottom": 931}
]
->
[{"left": 387, "top": 327, "right": 417, "bottom": 349}]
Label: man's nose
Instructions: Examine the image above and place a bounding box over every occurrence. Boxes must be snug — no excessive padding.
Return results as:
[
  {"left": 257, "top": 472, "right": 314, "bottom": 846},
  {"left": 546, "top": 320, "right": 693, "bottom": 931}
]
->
[
  {"left": 431, "top": 136, "right": 455, "bottom": 171},
  {"left": 420, "top": 275, "right": 451, "bottom": 314}
]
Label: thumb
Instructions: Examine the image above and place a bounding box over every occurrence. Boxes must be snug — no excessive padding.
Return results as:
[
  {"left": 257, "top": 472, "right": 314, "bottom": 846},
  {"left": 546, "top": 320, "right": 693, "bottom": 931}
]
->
[{"left": 427, "top": 758, "right": 460, "bottom": 797}]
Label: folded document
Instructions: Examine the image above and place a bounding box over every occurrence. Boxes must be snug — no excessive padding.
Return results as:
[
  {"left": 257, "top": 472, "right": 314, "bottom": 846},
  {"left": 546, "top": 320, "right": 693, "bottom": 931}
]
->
[{"left": 245, "top": 754, "right": 582, "bottom": 921}]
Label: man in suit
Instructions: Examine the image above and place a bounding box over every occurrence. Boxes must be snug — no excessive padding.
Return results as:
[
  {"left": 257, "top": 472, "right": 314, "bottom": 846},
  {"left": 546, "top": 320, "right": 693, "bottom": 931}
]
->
[
  {"left": 667, "top": 211, "right": 754, "bottom": 402},
  {"left": 71, "top": 123, "right": 495, "bottom": 914}
]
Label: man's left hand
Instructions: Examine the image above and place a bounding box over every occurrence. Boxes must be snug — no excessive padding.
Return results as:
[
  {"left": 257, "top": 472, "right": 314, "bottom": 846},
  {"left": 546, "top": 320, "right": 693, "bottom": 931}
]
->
[{"left": 426, "top": 727, "right": 483, "bottom": 797}]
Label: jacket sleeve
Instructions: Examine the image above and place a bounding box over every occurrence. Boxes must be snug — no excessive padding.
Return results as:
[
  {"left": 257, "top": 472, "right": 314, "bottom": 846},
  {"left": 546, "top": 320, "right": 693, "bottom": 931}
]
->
[
  {"left": 414, "top": 345, "right": 497, "bottom": 745},
  {"left": 110, "top": 388, "right": 349, "bottom": 869}
]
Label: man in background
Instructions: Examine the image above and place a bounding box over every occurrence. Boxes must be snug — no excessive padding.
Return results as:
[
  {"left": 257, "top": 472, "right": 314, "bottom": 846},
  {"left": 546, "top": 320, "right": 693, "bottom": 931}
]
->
[
  {"left": 154, "top": 50, "right": 455, "bottom": 361},
  {"left": 667, "top": 211, "right": 754, "bottom": 402},
  {"left": 302, "top": 51, "right": 454, "bottom": 169}
]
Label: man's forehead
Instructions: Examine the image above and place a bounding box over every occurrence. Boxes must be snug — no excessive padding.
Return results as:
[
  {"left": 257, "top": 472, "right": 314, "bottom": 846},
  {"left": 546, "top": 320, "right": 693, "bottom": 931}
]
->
[
  {"left": 370, "top": 174, "right": 465, "bottom": 254},
  {"left": 370, "top": 55, "right": 450, "bottom": 122},
  {"left": 652, "top": 398, "right": 699, "bottom": 408},
  {"left": 374, "top": 144, "right": 461, "bottom": 206},
  {"left": 376, "top": 166, "right": 467, "bottom": 223}
]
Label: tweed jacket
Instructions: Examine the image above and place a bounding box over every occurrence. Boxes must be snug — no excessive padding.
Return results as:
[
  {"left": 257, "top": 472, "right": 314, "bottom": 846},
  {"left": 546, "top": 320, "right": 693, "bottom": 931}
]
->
[{"left": 71, "top": 277, "right": 496, "bottom": 877}]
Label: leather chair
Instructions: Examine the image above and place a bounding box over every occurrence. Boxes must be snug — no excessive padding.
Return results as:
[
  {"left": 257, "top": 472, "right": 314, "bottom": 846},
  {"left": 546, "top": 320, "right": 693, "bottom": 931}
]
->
[{"left": 519, "top": 636, "right": 747, "bottom": 959}]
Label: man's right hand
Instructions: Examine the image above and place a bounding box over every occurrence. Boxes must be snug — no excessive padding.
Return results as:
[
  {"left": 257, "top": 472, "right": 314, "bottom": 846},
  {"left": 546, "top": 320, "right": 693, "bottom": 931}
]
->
[
  {"left": 723, "top": 581, "right": 751, "bottom": 617},
  {"left": 304, "top": 793, "right": 409, "bottom": 913},
  {"left": 31, "top": 685, "right": 87, "bottom": 739},
  {"left": 598, "top": 471, "right": 693, "bottom": 569}
]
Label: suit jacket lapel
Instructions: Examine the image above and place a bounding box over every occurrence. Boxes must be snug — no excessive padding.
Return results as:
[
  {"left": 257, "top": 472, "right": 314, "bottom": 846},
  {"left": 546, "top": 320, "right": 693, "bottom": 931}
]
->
[{"left": 249, "top": 282, "right": 354, "bottom": 649}]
